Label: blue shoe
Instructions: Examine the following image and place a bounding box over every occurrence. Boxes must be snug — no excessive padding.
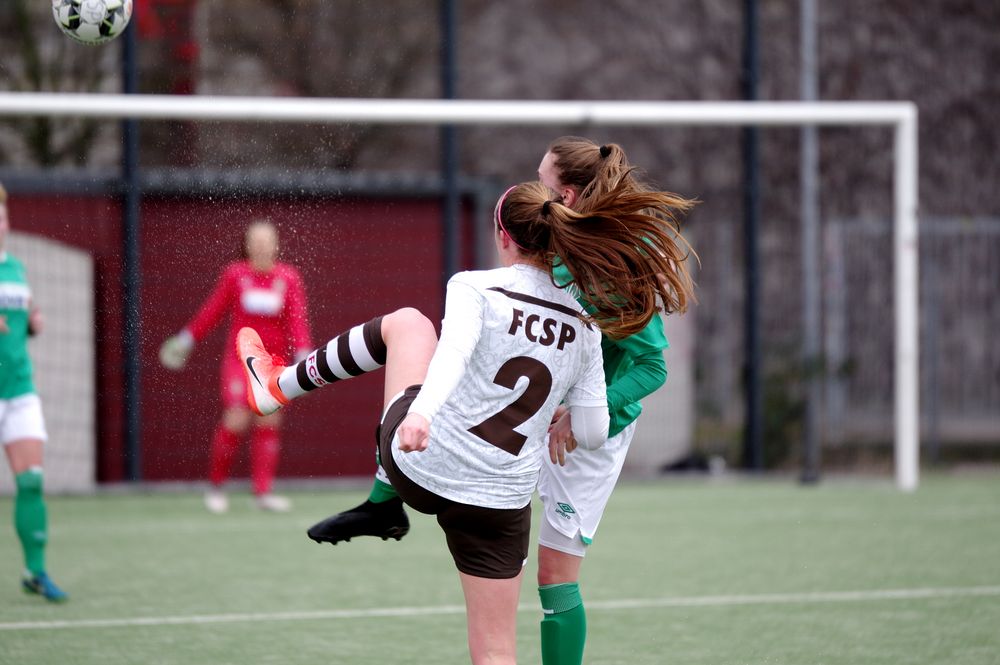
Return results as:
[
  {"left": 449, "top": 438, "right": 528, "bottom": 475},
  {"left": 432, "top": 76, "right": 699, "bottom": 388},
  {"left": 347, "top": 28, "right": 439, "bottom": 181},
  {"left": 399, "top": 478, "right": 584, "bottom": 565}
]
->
[{"left": 22, "top": 572, "right": 69, "bottom": 603}]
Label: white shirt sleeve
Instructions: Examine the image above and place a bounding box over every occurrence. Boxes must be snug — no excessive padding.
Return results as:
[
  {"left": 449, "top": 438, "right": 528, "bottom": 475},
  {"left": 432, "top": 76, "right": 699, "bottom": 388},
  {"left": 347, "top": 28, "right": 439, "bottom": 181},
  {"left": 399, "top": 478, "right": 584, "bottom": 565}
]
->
[
  {"left": 570, "top": 405, "right": 611, "bottom": 450},
  {"left": 565, "top": 337, "right": 610, "bottom": 450},
  {"left": 408, "top": 276, "right": 484, "bottom": 422}
]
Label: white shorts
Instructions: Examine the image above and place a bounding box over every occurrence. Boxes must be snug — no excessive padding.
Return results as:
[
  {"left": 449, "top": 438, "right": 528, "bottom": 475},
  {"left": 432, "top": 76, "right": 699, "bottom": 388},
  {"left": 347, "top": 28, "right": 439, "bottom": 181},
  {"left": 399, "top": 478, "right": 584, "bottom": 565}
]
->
[
  {"left": 0, "top": 393, "right": 48, "bottom": 445},
  {"left": 536, "top": 420, "right": 637, "bottom": 558}
]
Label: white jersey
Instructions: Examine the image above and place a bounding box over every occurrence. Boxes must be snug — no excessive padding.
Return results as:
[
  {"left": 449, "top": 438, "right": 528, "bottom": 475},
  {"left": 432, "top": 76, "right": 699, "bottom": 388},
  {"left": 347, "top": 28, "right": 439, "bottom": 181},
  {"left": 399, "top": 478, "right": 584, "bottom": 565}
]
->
[{"left": 394, "top": 264, "right": 607, "bottom": 509}]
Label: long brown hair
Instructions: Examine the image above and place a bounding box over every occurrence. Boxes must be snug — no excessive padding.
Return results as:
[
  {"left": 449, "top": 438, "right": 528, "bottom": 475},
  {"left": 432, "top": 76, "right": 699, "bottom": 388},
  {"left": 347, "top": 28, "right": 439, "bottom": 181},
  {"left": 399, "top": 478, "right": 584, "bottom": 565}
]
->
[{"left": 497, "top": 180, "right": 696, "bottom": 339}]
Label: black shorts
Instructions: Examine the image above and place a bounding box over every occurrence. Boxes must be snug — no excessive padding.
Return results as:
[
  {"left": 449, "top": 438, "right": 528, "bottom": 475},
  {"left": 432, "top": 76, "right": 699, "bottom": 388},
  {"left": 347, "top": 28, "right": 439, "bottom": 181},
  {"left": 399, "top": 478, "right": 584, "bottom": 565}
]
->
[{"left": 378, "top": 385, "right": 531, "bottom": 580}]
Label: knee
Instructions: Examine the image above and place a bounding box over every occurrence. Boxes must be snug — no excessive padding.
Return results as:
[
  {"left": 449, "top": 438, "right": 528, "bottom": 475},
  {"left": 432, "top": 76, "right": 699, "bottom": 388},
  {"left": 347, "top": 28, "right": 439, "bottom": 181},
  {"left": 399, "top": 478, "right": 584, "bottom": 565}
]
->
[
  {"left": 536, "top": 548, "right": 581, "bottom": 586},
  {"left": 393, "top": 307, "right": 433, "bottom": 331},
  {"left": 537, "top": 557, "right": 559, "bottom": 586},
  {"left": 386, "top": 307, "right": 435, "bottom": 342},
  {"left": 222, "top": 408, "right": 252, "bottom": 434}
]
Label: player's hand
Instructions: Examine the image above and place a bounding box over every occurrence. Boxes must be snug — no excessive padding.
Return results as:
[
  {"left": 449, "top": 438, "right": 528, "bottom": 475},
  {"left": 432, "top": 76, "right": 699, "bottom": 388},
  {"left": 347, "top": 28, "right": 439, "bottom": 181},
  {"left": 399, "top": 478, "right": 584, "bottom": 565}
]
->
[
  {"left": 549, "top": 404, "right": 568, "bottom": 426},
  {"left": 27, "top": 306, "right": 43, "bottom": 335},
  {"left": 547, "top": 406, "right": 575, "bottom": 466},
  {"left": 0, "top": 314, "right": 8, "bottom": 335},
  {"left": 159, "top": 332, "right": 194, "bottom": 370},
  {"left": 397, "top": 412, "right": 430, "bottom": 453}
]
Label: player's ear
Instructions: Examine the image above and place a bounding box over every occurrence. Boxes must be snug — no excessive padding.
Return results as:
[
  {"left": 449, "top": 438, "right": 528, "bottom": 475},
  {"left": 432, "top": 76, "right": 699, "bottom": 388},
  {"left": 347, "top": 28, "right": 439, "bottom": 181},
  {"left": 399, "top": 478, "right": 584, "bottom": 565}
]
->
[{"left": 562, "top": 188, "right": 578, "bottom": 208}]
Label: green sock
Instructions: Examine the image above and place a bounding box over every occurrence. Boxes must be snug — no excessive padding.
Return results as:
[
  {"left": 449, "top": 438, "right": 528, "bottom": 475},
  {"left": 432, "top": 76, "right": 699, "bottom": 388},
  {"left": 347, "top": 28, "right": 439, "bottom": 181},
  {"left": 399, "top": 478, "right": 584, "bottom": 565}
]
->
[
  {"left": 14, "top": 468, "right": 48, "bottom": 576},
  {"left": 367, "top": 476, "right": 398, "bottom": 504},
  {"left": 539, "top": 582, "right": 586, "bottom": 665}
]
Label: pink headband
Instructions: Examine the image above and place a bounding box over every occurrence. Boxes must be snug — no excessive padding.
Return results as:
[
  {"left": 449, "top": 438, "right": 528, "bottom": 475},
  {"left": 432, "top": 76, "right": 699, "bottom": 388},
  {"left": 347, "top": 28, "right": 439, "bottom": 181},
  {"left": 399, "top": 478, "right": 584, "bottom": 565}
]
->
[{"left": 493, "top": 185, "right": 528, "bottom": 251}]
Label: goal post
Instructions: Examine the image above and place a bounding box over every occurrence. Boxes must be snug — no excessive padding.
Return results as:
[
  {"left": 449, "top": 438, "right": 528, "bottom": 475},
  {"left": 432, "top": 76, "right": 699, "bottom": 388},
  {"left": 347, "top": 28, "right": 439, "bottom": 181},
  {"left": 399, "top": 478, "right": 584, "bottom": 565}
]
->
[{"left": 0, "top": 93, "right": 920, "bottom": 490}]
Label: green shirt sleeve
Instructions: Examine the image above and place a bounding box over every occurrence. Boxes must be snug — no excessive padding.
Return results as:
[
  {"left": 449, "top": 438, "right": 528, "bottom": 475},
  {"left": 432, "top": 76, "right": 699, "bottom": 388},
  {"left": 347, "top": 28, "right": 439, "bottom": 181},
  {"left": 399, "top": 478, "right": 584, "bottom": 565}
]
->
[
  {"left": 606, "top": 348, "right": 667, "bottom": 413},
  {"left": 603, "top": 312, "right": 669, "bottom": 413}
]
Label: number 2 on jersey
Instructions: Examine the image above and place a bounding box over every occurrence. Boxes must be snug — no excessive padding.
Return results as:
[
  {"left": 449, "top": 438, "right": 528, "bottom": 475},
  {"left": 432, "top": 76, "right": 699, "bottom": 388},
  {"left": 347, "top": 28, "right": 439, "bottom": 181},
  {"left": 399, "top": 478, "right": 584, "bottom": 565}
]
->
[{"left": 468, "top": 356, "right": 553, "bottom": 456}]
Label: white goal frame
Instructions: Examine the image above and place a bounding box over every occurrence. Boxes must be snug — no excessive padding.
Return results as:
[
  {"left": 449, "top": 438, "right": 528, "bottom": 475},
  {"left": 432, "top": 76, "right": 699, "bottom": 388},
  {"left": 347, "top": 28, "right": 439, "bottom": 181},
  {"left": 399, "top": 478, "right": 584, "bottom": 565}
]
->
[{"left": 0, "top": 93, "right": 920, "bottom": 490}]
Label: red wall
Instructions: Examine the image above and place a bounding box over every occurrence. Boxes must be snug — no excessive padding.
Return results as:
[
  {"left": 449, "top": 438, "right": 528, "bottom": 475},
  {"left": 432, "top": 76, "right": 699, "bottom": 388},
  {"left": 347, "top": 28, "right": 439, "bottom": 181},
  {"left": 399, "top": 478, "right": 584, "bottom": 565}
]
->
[{"left": 13, "top": 192, "right": 459, "bottom": 482}]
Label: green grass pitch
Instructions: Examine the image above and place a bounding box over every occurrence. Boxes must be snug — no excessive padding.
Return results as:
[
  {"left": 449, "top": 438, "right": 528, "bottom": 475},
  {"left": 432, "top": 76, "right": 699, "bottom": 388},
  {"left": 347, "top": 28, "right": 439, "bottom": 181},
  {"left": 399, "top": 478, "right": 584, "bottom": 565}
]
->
[{"left": 2, "top": 473, "right": 999, "bottom": 664}]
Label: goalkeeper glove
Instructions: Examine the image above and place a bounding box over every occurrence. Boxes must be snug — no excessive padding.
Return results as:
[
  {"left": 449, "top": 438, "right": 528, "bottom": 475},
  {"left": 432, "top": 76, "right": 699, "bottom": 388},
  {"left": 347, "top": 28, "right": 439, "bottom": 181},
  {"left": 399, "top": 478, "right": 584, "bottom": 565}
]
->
[{"left": 159, "top": 330, "right": 194, "bottom": 370}]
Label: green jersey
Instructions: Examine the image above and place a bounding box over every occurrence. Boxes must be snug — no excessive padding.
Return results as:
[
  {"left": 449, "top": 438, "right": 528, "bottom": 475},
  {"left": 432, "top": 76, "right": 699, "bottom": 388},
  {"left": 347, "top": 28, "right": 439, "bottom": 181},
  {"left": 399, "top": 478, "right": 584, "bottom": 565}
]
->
[
  {"left": 0, "top": 252, "right": 36, "bottom": 399},
  {"left": 553, "top": 261, "right": 669, "bottom": 437}
]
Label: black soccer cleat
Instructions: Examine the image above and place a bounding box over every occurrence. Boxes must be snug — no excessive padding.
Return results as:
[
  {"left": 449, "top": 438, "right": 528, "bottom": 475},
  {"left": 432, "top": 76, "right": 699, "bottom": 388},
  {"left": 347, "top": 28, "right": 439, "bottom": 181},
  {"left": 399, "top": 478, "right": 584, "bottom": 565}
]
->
[{"left": 307, "top": 497, "right": 410, "bottom": 546}]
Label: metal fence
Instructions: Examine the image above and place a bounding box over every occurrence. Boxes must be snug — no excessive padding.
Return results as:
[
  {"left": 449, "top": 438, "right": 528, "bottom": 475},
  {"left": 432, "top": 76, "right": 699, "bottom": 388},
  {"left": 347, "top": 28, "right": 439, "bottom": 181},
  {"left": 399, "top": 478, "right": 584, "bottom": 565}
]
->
[{"left": 695, "top": 216, "right": 1000, "bottom": 454}]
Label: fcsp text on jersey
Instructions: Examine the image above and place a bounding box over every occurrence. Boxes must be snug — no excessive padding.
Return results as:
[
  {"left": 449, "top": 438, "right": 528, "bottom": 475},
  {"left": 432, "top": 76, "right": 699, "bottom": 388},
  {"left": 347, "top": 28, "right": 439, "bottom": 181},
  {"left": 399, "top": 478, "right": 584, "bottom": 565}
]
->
[{"left": 507, "top": 309, "right": 577, "bottom": 350}]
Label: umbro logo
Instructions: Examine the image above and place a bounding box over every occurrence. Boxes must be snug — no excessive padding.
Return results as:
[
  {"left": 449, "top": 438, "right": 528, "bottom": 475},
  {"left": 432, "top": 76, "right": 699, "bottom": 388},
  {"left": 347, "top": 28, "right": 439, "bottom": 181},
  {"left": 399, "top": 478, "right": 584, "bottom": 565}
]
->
[{"left": 554, "top": 502, "right": 576, "bottom": 520}]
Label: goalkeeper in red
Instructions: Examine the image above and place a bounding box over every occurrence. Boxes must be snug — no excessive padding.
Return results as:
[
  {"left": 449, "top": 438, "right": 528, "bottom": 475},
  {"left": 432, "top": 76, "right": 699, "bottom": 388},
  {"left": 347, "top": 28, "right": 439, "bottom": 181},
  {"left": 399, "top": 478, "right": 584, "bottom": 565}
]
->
[
  {"left": 0, "top": 182, "right": 67, "bottom": 602},
  {"left": 160, "top": 221, "right": 312, "bottom": 513}
]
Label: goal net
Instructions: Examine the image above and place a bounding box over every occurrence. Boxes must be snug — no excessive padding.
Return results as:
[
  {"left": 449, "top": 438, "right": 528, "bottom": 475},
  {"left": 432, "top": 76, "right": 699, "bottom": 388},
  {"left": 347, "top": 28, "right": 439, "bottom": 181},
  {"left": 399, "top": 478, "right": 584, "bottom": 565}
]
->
[{"left": 0, "top": 94, "right": 920, "bottom": 490}]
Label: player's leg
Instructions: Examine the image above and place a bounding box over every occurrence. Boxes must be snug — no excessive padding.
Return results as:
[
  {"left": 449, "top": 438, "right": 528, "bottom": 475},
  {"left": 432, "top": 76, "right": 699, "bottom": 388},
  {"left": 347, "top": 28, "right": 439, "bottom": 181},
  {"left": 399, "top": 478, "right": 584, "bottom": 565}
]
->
[
  {"left": 533, "top": 422, "right": 637, "bottom": 665},
  {"left": 237, "top": 313, "right": 394, "bottom": 416},
  {"left": 307, "top": 467, "right": 408, "bottom": 544},
  {"left": 6, "top": 439, "right": 50, "bottom": 587},
  {"left": 307, "top": 308, "right": 435, "bottom": 544},
  {"left": 374, "top": 384, "right": 526, "bottom": 664},
  {"left": 537, "top": 544, "right": 586, "bottom": 665},
  {"left": 460, "top": 572, "right": 522, "bottom": 665},
  {"left": 3, "top": 395, "right": 66, "bottom": 602},
  {"left": 251, "top": 412, "right": 291, "bottom": 512},
  {"left": 435, "top": 500, "right": 531, "bottom": 665},
  {"left": 536, "top": 463, "right": 589, "bottom": 665},
  {"left": 368, "top": 465, "right": 399, "bottom": 503},
  {"left": 205, "top": 405, "right": 251, "bottom": 514},
  {"left": 377, "top": 307, "right": 436, "bottom": 409}
]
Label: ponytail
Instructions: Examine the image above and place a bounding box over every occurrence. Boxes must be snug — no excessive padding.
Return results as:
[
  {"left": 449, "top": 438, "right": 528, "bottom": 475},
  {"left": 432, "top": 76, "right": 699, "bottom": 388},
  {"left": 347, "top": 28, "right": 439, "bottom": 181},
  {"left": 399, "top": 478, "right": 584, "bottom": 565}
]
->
[
  {"left": 497, "top": 180, "right": 697, "bottom": 339},
  {"left": 546, "top": 136, "right": 637, "bottom": 214}
]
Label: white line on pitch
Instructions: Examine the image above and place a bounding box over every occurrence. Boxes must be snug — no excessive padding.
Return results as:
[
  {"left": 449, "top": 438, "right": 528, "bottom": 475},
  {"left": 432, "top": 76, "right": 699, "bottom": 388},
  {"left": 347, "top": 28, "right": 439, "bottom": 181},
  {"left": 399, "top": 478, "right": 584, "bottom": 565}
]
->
[
  {"left": 2, "top": 585, "right": 999, "bottom": 632},
  {"left": 585, "top": 585, "right": 1000, "bottom": 609}
]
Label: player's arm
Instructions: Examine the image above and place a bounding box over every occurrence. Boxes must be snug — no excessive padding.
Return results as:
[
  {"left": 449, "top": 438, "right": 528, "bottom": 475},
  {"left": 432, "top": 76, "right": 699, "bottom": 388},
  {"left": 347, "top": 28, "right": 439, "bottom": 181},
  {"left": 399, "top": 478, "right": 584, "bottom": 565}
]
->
[
  {"left": 605, "top": 318, "right": 668, "bottom": 412},
  {"left": 27, "top": 298, "right": 43, "bottom": 336},
  {"left": 569, "top": 405, "right": 610, "bottom": 450},
  {"left": 401, "top": 278, "right": 484, "bottom": 452},
  {"left": 567, "top": 345, "right": 610, "bottom": 451},
  {"left": 186, "top": 265, "right": 238, "bottom": 340},
  {"left": 548, "top": 335, "right": 610, "bottom": 464},
  {"left": 160, "top": 266, "right": 236, "bottom": 370},
  {"left": 607, "top": 350, "right": 666, "bottom": 412}
]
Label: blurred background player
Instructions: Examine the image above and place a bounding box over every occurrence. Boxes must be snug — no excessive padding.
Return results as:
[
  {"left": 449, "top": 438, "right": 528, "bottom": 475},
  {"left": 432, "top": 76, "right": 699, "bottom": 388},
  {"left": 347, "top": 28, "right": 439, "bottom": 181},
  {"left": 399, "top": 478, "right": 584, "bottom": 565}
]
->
[
  {"left": 236, "top": 179, "right": 691, "bottom": 665},
  {"left": 159, "top": 220, "right": 312, "bottom": 513},
  {"left": 0, "top": 181, "right": 67, "bottom": 602}
]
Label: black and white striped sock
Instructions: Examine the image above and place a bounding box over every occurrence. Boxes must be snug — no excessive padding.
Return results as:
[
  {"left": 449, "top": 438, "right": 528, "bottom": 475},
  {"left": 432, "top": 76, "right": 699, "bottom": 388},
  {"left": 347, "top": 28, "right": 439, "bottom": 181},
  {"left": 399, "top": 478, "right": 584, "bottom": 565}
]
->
[{"left": 278, "top": 316, "right": 387, "bottom": 400}]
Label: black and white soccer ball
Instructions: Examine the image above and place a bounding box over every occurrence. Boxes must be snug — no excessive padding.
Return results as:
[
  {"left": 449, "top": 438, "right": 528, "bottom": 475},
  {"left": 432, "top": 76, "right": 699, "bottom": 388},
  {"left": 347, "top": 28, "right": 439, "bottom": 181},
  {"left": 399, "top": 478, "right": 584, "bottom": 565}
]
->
[{"left": 52, "top": 0, "right": 133, "bottom": 45}]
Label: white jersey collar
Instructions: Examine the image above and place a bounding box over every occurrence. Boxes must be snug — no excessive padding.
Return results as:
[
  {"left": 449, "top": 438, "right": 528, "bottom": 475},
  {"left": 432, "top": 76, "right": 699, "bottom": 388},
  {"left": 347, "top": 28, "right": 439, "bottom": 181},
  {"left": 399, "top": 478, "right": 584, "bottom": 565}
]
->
[{"left": 511, "top": 262, "right": 548, "bottom": 277}]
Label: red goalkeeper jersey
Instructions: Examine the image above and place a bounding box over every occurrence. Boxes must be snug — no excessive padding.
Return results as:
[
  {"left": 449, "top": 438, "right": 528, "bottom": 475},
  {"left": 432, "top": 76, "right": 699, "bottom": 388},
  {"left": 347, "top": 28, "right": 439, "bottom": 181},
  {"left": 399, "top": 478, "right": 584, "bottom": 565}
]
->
[{"left": 186, "top": 260, "right": 312, "bottom": 363}]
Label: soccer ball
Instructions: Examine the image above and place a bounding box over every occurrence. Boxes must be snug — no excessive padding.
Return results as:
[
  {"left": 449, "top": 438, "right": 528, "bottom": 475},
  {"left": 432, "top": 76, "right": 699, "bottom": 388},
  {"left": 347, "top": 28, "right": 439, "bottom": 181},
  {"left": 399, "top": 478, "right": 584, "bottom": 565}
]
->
[{"left": 52, "top": 0, "right": 133, "bottom": 45}]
